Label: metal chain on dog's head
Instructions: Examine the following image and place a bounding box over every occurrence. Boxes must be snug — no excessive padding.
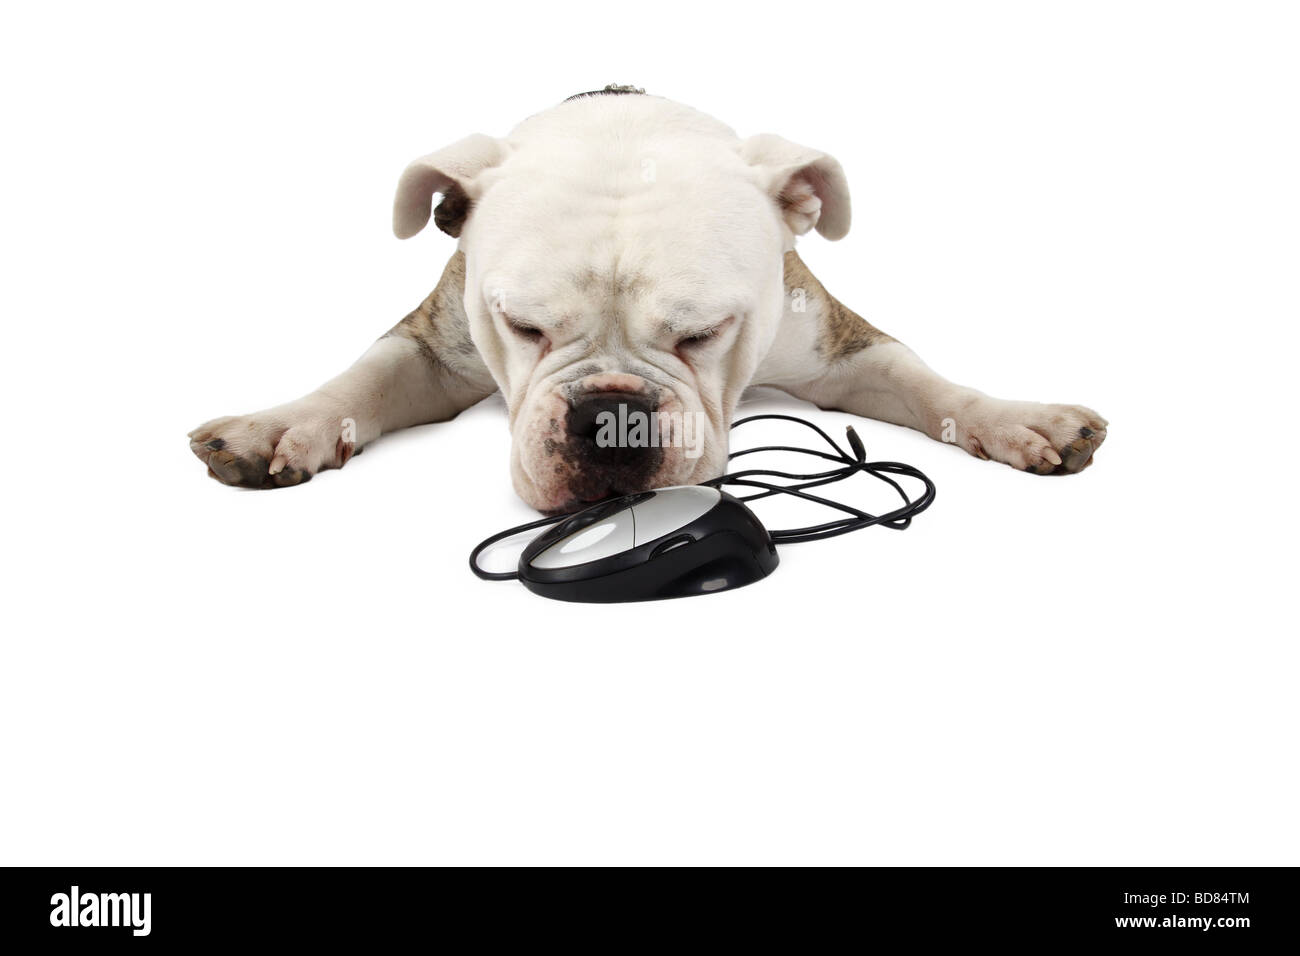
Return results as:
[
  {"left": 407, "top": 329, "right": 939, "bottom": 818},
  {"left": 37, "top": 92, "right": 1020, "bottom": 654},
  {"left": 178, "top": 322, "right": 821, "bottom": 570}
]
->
[{"left": 565, "top": 83, "right": 646, "bottom": 102}]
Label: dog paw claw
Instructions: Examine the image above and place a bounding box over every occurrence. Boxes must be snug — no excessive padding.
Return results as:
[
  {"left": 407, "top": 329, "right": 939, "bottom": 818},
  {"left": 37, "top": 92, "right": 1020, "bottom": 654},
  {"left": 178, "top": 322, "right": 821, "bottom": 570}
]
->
[
  {"left": 188, "top": 410, "right": 356, "bottom": 489},
  {"left": 959, "top": 401, "right": 1108, "bottom": 476}
]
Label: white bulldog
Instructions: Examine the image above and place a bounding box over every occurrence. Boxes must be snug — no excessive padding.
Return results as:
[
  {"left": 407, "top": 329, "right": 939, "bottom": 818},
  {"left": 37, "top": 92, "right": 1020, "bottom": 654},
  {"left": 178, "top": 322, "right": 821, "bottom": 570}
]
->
[{"left": 189, "top": 86, "right": 1107, "bottom": 511}]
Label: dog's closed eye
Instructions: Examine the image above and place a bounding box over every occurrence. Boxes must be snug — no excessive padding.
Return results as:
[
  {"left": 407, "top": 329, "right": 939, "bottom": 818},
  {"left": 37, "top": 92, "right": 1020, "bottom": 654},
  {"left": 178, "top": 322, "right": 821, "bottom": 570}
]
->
[
  {"left": 507, "top": 318, "right": 547, "bottom": 344},
  {"left": 677, "top": 329, "right": 717, "bottom": 349},
  {"left": 675, "top": 316, "right": 735, "bottom": 354}
]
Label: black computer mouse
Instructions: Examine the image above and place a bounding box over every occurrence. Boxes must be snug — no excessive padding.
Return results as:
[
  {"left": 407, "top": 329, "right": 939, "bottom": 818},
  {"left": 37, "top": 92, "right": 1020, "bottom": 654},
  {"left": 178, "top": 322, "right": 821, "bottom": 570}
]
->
[{"left": 517, "top": 485, "right": 779, "bottom": 602}]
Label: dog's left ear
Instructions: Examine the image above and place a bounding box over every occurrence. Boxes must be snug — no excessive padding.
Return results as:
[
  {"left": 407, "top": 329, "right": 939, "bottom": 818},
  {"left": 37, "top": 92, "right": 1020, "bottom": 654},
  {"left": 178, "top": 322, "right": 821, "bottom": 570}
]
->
[
  {"left": 393, "top": 134, "right": 507, "bottom": 239},
  {"left": 738, "top": 134, "right": 851, "bottom": 240}
]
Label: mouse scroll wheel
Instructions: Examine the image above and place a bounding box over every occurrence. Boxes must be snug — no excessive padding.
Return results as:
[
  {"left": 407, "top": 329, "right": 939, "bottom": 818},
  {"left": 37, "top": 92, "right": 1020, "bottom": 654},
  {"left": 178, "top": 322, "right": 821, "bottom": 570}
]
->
[{"left": 650, "top": 534, "right": 694, "bottom": 558}]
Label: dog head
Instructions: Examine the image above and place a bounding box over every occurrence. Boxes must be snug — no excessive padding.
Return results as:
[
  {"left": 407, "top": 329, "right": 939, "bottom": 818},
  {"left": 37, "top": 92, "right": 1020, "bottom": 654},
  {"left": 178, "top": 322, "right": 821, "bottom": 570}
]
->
[{"left": 393, "top": 93, "right": 850, "bottom": 511}]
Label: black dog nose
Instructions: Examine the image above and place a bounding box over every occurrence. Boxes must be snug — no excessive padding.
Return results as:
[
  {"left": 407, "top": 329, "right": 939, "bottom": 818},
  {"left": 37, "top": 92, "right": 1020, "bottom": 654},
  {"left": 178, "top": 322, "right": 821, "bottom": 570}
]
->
[
  {"left": 568, "top": 392, "right": 656, "bottom": 445},
  {"left": 564, "top": 392, "right": 664, "bottom": 492}
]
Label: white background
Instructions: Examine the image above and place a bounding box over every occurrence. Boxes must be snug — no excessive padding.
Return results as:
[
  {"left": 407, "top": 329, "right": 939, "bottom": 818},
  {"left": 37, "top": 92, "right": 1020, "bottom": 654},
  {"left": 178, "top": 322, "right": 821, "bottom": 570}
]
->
[{"left": 2, "top": 1, "right": 1296, "bottom": 865}]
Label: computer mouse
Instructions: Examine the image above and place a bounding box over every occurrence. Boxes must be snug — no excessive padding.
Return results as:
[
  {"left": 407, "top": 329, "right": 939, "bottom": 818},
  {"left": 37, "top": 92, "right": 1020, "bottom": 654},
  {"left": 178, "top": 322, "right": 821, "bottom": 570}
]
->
[{"left": 517, "top": 485, "right": 779, "bottom": 602}]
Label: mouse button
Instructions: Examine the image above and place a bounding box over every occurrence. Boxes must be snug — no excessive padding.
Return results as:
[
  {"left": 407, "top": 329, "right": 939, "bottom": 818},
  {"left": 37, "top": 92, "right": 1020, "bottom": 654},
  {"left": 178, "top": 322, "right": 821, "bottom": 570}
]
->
[
  {"left": 527, "top": 509, "right": 636, "bottom": 570},
  {"left": 650, "top": 533, "right": 694, "bottom": 558},
  {"left": 629, "top": 485, "right": 722, "bottom": 546},
  {"left": 535, "top": 492, "right": 639, "bottom": 543}
]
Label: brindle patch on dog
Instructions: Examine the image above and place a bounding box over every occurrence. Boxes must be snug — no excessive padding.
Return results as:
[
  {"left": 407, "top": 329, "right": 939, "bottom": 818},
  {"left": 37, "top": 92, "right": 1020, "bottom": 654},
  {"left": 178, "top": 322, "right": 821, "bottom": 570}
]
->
[
  {"left": 783, "top": 250, "right": 893, "bottom": 360},
  {"left": 387, "top": 251, "right": 480, "bottom": 367}
]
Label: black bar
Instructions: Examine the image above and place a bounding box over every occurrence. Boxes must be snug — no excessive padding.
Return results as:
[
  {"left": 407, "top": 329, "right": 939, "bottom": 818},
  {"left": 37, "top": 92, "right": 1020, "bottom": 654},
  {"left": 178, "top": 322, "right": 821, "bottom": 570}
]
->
[{"left": 0, "top": 867, "right": 1292, "bottom": 946}]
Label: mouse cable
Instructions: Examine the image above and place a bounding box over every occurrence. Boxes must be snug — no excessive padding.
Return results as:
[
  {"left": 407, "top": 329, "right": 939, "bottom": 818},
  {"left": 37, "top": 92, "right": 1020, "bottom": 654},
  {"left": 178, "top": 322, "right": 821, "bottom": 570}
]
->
[
  {"left": 700, "top": 413, "right": 936, "bottom": 544},
  {"left": 469, "top": 413, "right": 936, "bottom": 579},
  {"left": 469, "top": 513, "right": 568, "bottom": 581}
]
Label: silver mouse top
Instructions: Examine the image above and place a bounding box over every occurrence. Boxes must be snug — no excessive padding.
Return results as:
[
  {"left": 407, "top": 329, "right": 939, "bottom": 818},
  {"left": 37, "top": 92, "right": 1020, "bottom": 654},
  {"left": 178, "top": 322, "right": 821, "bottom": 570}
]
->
[{"left": 528, "top": 486, "right": 721, "bottom": 569}]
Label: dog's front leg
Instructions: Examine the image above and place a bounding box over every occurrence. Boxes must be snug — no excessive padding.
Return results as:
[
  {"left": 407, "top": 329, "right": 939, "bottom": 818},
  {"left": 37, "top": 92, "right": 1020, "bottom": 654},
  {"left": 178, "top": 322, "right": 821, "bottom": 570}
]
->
[
  {"left": 759, "top": 252, "right": 1107, "bottom": 474},
  {"left": 188, "top": 252, "right": 496, "bottom": 487}
]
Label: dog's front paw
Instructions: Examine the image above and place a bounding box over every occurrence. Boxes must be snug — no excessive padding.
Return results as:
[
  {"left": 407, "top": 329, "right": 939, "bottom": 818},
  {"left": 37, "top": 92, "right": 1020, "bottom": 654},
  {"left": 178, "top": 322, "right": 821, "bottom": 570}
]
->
[
  {"left": 187, "top": 408, "right": 356, "bottom": 489},
  {"left": 960, "top": 401, "right": 1108, "bottom": 475}
]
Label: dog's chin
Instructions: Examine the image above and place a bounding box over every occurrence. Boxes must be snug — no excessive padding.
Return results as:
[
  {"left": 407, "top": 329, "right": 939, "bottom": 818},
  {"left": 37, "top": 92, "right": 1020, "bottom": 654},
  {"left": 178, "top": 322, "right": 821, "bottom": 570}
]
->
[
  {"left": 513, "top": 455, "right": 685, "bottom": 513},
  {"left": 510, "top": 464, "right": 601, "bottom": 514},
  {"left": 518, "top": 458, "right": 726, "bottom": 515}
]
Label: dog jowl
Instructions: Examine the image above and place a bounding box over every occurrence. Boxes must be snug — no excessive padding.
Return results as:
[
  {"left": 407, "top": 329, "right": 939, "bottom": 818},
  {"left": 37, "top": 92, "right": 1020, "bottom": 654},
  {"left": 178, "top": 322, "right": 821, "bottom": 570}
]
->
[{"left": 189, "top": 86, "right": 1107, "bottom": 509}]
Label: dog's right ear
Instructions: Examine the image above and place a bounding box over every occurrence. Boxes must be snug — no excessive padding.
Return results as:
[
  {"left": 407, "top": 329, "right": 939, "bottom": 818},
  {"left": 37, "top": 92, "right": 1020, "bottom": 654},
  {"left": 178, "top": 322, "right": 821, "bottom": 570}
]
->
[
  {"left": 393, "top": 134, "right": 507, "bottom": 239},
  {"left": 738, "top": 134, "right": 851, "bottom": 241}
]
